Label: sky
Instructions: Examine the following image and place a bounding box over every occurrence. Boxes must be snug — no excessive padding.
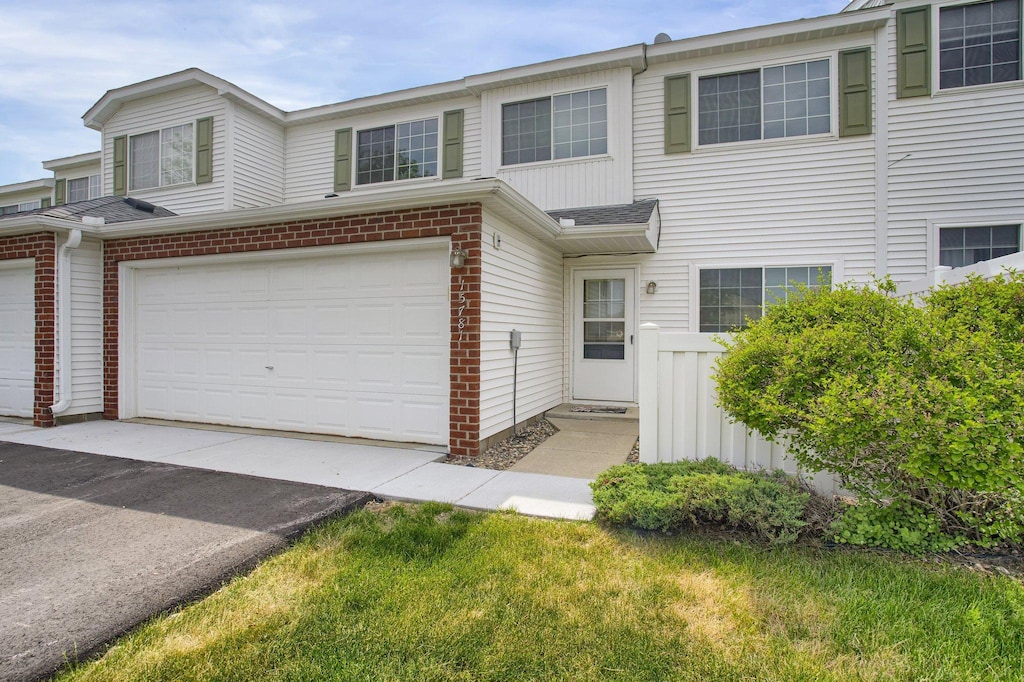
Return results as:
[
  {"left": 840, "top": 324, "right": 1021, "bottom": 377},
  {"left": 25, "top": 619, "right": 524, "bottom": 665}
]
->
[{"left": 0, "top": 0, "right": 849, "bottom": 186}]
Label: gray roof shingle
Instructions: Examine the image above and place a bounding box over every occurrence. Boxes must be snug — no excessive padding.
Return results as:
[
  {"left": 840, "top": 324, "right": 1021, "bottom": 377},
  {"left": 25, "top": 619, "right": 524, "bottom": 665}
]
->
[
  {"left": 546, "top": 199, "right": 658, "bottom": 226},
  {"left": 0, "top": 196, "right": 176, "bottom": 224}
]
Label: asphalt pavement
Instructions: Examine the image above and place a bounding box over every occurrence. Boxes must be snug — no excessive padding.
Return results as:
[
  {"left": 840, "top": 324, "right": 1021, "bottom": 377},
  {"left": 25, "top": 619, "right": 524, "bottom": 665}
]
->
[{"left": 0, "top": 441, "right": 368, "bottom": 681}]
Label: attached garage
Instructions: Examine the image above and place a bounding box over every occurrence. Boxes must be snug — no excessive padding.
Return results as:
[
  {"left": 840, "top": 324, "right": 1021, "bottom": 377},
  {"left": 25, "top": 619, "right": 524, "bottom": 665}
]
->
[
  {"left": 0, "top": 260, "right": 34, "bottom": 418},
  {"left": 123, "top": 241, "right": 450, "bottom": 445}
]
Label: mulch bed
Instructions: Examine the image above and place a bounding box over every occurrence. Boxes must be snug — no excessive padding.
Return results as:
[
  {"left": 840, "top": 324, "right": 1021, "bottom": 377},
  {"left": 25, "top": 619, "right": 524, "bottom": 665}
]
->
[{"left": 445, "top": 419, "right": 558, "bottom": 471}]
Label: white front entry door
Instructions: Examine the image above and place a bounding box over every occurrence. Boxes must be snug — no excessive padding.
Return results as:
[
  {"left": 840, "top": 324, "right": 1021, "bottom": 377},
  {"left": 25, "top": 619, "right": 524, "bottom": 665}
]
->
[{"left": 572, "top": 269, "right": 635, "bottom": 402}]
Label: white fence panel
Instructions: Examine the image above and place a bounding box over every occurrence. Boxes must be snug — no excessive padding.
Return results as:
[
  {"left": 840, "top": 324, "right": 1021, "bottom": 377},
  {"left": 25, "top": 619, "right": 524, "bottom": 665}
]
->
[{"left": 638, "top": 324, "right": 839, "bottom": 495}]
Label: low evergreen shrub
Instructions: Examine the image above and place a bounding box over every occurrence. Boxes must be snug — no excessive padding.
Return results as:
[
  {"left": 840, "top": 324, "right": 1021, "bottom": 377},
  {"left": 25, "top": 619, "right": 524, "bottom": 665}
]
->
[{"left": 591, "top": 460, "right": 810, "bottom": 544}]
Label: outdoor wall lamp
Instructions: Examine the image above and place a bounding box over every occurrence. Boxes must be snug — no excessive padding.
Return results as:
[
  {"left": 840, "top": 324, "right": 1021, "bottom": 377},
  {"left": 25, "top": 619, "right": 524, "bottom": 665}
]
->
[
  {"left": 646, "top": 281, "right": 658, "bottom": 294},
  {"left": 450, "top": 247, "right": 468, "bottom": 269}
]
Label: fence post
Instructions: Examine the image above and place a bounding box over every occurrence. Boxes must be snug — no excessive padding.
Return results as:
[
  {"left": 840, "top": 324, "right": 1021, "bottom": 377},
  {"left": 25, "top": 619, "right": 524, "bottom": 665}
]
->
[{"left": 639, "top": 323, "right": 660, "bottom": 463}]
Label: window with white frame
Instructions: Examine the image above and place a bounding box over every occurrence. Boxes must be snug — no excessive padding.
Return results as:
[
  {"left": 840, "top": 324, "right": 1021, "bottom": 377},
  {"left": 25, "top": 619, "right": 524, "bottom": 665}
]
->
[
  {"left": 939, "top": 0, "right": 1021, "bottom": 89},
  {"left": 939, "top": 225, "right": 1021, "bottom": 267},
  {"left": 67, "top": 174, "right": 101, "bottom": 203},
  {"left": 699, "top": 265, "right": 833, "bottom": 333},
  {"left": 129, "top": 124, "right": 193, "bottom": 191},
  {"left": 698, "top": 59, "right": 831, "bottom": 145},
  {"left": 501, "top": 87, "right": 607, "bottom": 165},
  {"left": 1, "top": 201, "right": 40, "bottom": 215},
  {"left": 356, "top": 118, "right": 438, "bottom": 185}
]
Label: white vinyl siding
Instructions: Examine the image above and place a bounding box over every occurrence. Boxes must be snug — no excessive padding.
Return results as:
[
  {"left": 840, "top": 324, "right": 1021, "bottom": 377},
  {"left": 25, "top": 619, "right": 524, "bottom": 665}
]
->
[
  {"left": 632, "top": 35, "right": 877, "bottom": 333},
  {"left": 64, "top": 240, "right": 103, "bottom": 416},
  {"left": 886, "top": 6, "right": 1024, "bottom": 279},
  {"left": 479, "top": 213, "right": 564, "bottom": 440},
  {"left": 283, "top": 97, "right": 481, "bottom": 204},
  {"left": 482, "top": 67, "right": 634, "bottom": 210},
  {"left": 232, "top": 105, "right": 285, "bottom": 209},
  {"left": 103, "top": 84, "right": 226, "bottom": 214}
]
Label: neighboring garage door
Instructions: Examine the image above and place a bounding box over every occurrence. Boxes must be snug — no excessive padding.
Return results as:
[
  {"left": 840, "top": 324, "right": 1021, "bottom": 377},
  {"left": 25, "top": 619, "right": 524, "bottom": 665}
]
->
[
  {"left": 132, "top": 245, "right": 450, "bottom": 444},
  {"left": 0, "top": 262, "right": 34, "bottom": 418}
]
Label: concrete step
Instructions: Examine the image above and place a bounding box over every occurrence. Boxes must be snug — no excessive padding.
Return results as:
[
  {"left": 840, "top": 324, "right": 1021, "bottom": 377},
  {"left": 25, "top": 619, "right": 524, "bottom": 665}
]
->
[{"left": 544, "top": 403, "right": 638, "bottom": 423}]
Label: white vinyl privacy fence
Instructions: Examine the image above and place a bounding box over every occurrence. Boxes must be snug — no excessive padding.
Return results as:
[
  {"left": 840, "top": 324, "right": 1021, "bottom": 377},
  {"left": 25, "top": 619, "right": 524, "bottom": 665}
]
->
[{"left": 637, "top": 324, "right": 840, "bottom": 495}]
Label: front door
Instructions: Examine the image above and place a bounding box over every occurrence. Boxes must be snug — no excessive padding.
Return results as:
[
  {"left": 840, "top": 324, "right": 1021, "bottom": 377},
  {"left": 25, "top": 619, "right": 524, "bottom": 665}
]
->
[{"left": 572, "top": 269, "right": 635, "bottom": 402}]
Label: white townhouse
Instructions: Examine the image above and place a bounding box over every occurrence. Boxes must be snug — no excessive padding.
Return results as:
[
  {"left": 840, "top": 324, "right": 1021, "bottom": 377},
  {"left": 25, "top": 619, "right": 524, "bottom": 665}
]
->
[{"left": 0, "top": 0, "right": 1021, "bottom": 458}]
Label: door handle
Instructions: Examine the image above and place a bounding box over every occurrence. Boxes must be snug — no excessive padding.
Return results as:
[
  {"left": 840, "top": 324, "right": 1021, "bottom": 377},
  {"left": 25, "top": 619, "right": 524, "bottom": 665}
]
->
[{"left": 630, "top": 334, "right": 634, "bottom": 345}]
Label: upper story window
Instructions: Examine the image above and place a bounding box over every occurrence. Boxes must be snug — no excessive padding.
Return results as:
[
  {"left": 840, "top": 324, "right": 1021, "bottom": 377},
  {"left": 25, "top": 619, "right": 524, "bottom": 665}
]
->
[
  {"left": 698, "top": 59, "right": 830, "bottom": 145},
  {"left": 501, "top": 87, "right": 607, "bottom": 165},
  {"left": 67, "top": 174, "right": 101, "bottom": 203},
  {"left": 129, "top": 124, "right": 193, "bottom": 191},
  {"left": 357, "top": 118, "right": 438, "bottom": 185},
  {"left": 939, "top": 225, "right": 1021, "bottom": 266},
  {"left": 939, "top": 0, "right": 1021, "bottom": 89},
  {"left": 699, "top": 265, "right": 832, "bottom": 333}
]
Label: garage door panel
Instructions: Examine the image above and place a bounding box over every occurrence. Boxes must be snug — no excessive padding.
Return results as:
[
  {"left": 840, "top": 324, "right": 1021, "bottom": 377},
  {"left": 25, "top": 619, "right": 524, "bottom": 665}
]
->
[{"left": 133, "top": 245, "right": 449, "bottom": 444}]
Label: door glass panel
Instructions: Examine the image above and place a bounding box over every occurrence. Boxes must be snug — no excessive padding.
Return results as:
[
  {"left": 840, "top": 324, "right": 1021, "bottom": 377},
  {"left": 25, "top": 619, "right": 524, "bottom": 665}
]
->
[{"left": 582, "top": 278, "right": 626, "bottom": 360}]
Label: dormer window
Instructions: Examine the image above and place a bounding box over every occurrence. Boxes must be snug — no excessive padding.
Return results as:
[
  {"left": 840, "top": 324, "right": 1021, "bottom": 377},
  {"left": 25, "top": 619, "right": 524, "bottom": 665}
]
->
[
  {"left": 129, "top": 124, "right": 193, "bottom": 191},
  {"left": 67, "top": 175, "right": 100, "bottom": 203},
  {"left": 501, "top": 87, "right": 608, "bottom": 165},
  {"left": 356, "top": 118, "right": 438, "bottom": 185}
]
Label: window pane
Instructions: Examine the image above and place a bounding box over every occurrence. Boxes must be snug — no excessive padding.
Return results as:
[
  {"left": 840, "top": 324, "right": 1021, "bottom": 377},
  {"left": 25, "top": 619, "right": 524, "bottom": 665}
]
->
[
  {"left": 551, "top": 88, "right": 607, "bottom": 159},
  {"left": 129, "top": 131, "right": 159, "bottom": 191},
  {"left": 698, "top": 71, "right": 761, "bottom": 145},
  {"left": 67, "top": 177, "right": 90, "bottom": 203},
  {"left": 939, "top": 225, "right": 1021, "bottom": 266},
  {"left": 765, "top": 59, "right": 830, "bottom": 139},
  {"left": 160, "top": 124, "right": 193, "bottom": 186},
  {"left": 356, "top": 126, "right": 396, "bottom": 185},
  {"left": 502, "top": 98, "right": 552, "bottom": 165},
  {"left": 940, "top": 0, "right": 1021, "bottom": 89},
  {"left": 396, "top": 118, "right": 439, "bottom": 179},
  {"left": 699, "top": 267, "right": 762, "bottom": 332}
]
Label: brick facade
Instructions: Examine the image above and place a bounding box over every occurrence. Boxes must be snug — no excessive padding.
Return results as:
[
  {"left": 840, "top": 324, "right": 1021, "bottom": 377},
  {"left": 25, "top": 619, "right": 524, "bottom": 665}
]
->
[
  {"left": 102, "top": 203, "right": 483, "bottom": 456},
  {"left": 0, "top": 232, "right": 57, "bottom": 427}
]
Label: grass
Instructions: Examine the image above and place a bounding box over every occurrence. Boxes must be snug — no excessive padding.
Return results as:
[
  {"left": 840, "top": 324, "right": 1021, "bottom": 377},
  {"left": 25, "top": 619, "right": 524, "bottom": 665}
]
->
[{"left": 57, "top": 502, "right": 1024, "bottom": 682}]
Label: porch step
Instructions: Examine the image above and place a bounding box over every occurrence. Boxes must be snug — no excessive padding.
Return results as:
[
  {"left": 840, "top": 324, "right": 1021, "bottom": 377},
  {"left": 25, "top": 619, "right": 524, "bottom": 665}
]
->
[{"left": 544, "top": 403, "right": 639, "bottom": 423}]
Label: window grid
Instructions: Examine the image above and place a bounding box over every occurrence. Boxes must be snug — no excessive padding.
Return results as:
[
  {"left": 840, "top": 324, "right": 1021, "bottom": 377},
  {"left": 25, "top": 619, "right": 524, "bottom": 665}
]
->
[
  {"left": 699, "top": 266, "right": 832, "bottom": 333},
  {"left": 356, "top": 126, "right": 396, "bottom": 185},
  {"left": 552, "top": 88, "right": 608, "bottom": 159},
  {"left": 940, "top": 0, "right": 1021, "bottom": 89},
  {"left": 763, "top": 59, "right": 831, "bottom": 139},
  {"left": 502, "top": 98, "right": 552, "bottom": 165},
  {"left": 395, "top": 118, "right": 439, "bottom": 180},
  {"left": 129, "top": 131, "right": 159, "bottom": 191},
  {"left": 160, "top": 124, "right": 193, "bottom": 186},
  {"left": 939, "top": 225, "right": 1021, "bottom": 267},
  {"left": 130, "top": 126, "right": 193, "bottom": 191},
  {"left": 698, "top": 71, "right": 761, "bottom": 145}
]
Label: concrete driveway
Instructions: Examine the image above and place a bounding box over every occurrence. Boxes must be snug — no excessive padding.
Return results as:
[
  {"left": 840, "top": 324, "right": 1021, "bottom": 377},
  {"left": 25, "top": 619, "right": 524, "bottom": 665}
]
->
[{"left": 0, "top": 441, "right": 368, "bottom": 682}]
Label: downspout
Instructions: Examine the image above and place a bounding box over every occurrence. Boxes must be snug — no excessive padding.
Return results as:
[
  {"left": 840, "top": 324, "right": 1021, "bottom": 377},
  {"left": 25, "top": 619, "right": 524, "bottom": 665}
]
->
[{"left": 49, "top": 227, "right": 83, "bottom": 416}]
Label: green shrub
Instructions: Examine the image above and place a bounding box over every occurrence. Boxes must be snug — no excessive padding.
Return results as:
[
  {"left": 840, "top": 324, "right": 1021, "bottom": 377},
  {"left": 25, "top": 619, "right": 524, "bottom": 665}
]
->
[
  {"left": 714, "top": 273, "right": 1024, "bottom": 552},
  {"left": 590, "top": 460, "right": 809, "bottom": 544}
]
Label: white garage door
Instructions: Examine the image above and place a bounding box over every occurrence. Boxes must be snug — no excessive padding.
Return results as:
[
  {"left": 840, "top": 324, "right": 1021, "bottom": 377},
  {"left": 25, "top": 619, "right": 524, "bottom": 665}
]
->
[
  {"left": 133, "top": 245, "right": 450, "bottom": 444},
  {"left": 0, "top": 262, "right": 34, "bottom": 418}
]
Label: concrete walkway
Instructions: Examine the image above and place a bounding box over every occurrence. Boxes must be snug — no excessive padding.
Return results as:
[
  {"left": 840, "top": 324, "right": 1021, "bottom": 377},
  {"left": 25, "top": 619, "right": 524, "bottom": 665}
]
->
[
  {"left": 511, "top": 417, "right": 638, "bottom": 478},
  {"left": 0, "top": 420, "right": 598, "bottom": 521}
]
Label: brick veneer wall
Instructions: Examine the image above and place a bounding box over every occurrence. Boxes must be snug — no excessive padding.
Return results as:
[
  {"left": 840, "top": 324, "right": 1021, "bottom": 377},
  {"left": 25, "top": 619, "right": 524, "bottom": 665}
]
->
[
  {"left": 0, "top": 232, "right": 56, "bottom": 427},
  {"left": 103, "top": 203, "right": 483, "bottom": 456}
]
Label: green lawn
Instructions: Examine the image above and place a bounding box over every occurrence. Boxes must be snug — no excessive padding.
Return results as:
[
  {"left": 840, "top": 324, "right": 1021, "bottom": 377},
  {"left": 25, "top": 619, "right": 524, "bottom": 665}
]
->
[{"left": 59, "top": 502, "right": 1023, "bottom": 682}]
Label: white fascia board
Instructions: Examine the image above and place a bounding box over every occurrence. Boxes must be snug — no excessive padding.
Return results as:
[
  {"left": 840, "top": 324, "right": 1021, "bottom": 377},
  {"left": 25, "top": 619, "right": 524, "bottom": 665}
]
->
[
  {"left": 83, "top": 68, "right": 286, "bottom": 130},
  {"left": 0, "top": 216, "right": 92, "bottom": 238},
  {"left": 42, "top": 151, "right": 102, "bottom": 172},
  {"left": 464, "top": 45, "right": 645, "bottom": 94},
  {"left": 0, "top": 178, "right": 55, "bottom": 194},
  {"left": 25, "top": 178, "right": 562, "bottom": 242},
  {"left": 645, "top": 6, "right": 891, "bottom": 65},
  {"left": 284, "top": 81, "right": 470, "bottom": 126}
]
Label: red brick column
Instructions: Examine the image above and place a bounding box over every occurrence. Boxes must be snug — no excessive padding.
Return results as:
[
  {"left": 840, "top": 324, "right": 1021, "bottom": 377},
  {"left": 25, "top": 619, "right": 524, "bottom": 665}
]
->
[
  {"left": 0, "top": 232, "right": 57, "bottom": 427},
  {"left": 102, "top": 203, "right": 483, "bottom": 454}
]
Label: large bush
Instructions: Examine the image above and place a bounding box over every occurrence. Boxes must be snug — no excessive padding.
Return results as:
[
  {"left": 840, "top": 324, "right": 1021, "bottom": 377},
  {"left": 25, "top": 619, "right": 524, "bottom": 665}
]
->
[{"left": 714, "top": 273, "right": 1024, "bottom": 551}]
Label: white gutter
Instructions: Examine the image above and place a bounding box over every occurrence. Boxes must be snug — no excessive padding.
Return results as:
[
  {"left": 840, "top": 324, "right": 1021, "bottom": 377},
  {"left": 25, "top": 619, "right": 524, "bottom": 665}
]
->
[{"left": 49, "top": 227, "right": 83, "bottom": 416}]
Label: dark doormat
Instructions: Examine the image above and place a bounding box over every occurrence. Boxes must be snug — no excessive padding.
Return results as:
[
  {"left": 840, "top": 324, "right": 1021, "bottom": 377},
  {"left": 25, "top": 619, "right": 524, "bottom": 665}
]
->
[{"left": 570, "top": 405, "right": 628, "bottom": 414}]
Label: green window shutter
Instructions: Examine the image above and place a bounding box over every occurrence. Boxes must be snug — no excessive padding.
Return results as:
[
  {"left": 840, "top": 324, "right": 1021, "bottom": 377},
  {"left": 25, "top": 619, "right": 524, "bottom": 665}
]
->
[
  {"left": 839, "top": 47, "right": 873, "bottom": 137},
  {"left": 41, "top": 197, "right": 51, "bottom": 209},
  {"left": 664, "top": 74, "right": 691, "bottom": 154},
  {"left": 195, "top": 116, "right": 213, "bottom": 184},
  {"left": 442, "top": 109, "right": 464, "bottom": 179},
  {"left": 897, "top": 6, "right": 931, "bottom": 98},
  {"left": 333, "top": 128, "right": 352, "bottom": 192},
  {"left": 54, "top": 179, "right": 66, "bottom": 206},
  {"left": 113, "top": 136, "right": 127, "bottom": 196}
]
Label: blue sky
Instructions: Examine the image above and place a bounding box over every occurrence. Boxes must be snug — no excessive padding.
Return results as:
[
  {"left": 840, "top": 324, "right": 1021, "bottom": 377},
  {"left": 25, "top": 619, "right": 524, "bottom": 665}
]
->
[{"left": 0, "top": 0, "right": 848, "bottom": 185}]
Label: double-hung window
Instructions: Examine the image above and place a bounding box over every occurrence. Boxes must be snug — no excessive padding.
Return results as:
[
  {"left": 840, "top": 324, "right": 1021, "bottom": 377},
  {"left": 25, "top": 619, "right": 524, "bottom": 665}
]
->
[
  {"left": 67, "top": 174, "right": 100, "bottom": 203},
  {"left": 939, "top": 225, "right": 1021, "bottom": 267},
  {"left": 699, "top": 265, "right": 833, "bottom": 333},
  {"left": 698, "top": 59, "right": 831, "bottom": 145},
  {"left": 129, "top": 124, "right": 193, "bottom": 191},
  {"left": 939, "top": 0, "right": 1021, "bottom": 89},
  {"left": 501, "top": 87, "right": 607, "bottom": 165},
  {"left": 356, "top": 118, "right": 438, "bottom": 185}
]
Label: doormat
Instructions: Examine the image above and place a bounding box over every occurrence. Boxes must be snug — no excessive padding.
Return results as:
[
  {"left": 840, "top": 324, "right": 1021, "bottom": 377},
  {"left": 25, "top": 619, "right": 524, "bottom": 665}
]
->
[{"left": 570, "top": 405, "right": 628, "bottom": 414}]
